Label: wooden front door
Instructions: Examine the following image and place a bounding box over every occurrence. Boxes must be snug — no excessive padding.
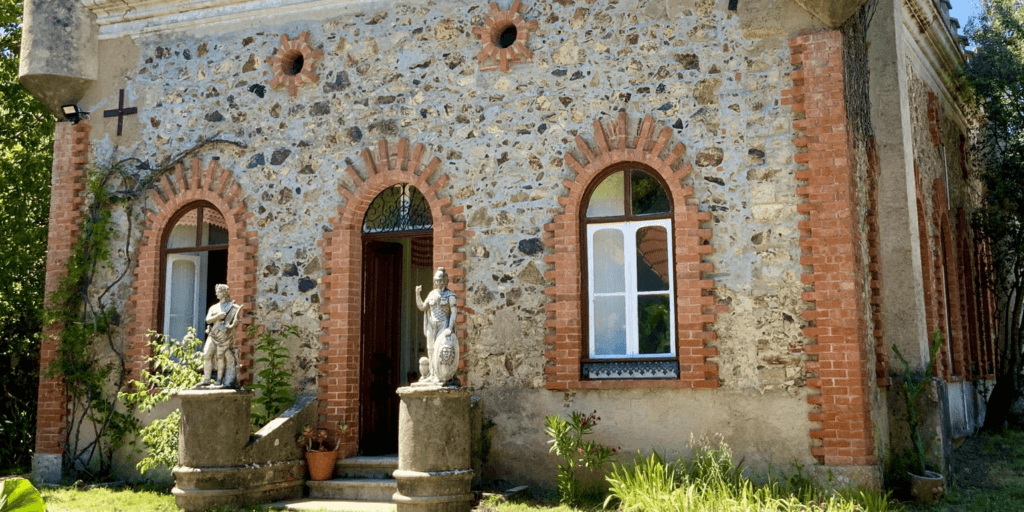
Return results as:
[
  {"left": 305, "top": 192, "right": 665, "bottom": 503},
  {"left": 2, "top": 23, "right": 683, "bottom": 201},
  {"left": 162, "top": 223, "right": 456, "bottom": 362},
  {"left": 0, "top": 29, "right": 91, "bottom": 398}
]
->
[{"left": 360, "top": 241, "right": 402, "bottom": 455}]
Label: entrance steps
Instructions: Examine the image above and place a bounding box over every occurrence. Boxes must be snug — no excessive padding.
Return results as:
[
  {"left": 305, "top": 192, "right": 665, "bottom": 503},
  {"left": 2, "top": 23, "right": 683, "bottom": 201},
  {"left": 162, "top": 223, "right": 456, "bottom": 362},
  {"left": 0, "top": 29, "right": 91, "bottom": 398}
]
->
[{"left": 305, "top": 455, "right": 398, "bottom": 506}]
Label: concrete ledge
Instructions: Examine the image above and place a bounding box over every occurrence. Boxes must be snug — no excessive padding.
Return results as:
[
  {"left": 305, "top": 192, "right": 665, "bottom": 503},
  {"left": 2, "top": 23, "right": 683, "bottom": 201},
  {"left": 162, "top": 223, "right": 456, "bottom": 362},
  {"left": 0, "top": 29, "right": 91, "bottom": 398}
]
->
[
  {"left": 336, "top": 455, "right": 399, "bottom": 479},
  {"left": 308, "top": 477, "right": 398, "bottom": 501}
]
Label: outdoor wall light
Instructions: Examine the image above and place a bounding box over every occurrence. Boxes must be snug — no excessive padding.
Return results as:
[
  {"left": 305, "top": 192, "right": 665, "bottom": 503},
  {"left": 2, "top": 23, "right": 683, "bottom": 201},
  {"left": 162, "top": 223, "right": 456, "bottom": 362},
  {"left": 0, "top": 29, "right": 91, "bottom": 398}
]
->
[{"left": 61, "top": 104, "right": 88, "bottom": 124}]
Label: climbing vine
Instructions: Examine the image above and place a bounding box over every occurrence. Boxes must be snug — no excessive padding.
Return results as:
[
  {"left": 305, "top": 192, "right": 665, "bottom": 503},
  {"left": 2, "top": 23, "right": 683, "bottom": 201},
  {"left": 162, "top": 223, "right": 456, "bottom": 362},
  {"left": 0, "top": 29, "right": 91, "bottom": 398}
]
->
[{"left": 43, "top": 136, "right": 245, "bottom": 479}]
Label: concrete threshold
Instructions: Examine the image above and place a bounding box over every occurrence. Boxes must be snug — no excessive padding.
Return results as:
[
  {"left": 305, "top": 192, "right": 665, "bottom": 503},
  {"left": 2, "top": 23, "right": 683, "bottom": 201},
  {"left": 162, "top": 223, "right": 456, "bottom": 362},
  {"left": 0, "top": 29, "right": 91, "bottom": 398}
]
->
[{"left": 267, "top": 498, "right": 397, "bottom": 511}]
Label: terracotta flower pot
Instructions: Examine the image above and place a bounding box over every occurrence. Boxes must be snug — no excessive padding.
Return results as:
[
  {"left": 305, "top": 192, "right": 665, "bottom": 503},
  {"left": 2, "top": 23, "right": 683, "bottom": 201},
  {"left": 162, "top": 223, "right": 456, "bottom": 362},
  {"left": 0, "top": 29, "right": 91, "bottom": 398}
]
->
[
  {"left": 305, "top": 449, "right": 338, "bottom": 481},
  {"left": 910, "top": 470, "right": 945, "bottom": 504}
]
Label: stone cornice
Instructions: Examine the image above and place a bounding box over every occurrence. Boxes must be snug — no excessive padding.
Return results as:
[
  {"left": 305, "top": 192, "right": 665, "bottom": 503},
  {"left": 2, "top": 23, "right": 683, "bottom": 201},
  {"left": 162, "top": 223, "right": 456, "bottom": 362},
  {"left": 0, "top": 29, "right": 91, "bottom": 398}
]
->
[
  {"left": 81, "top": 0, "right": 364, "bottom": 37},
  {"left": 901, "top": 0, "right": 969, "bottom": 126}
]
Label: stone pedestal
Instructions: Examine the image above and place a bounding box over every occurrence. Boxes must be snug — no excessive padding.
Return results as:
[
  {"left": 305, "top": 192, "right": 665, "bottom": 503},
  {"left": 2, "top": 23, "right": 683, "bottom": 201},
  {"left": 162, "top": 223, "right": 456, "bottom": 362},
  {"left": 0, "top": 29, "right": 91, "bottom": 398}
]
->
[
  {"left": 393, "top": 386, "right": 474, "bottom": 512},
  {"left": 177, "top": 389, "right": 251, "bottom": 467},
  {"left": 171, "top": 389, "right": 310, "bottom": 511}
]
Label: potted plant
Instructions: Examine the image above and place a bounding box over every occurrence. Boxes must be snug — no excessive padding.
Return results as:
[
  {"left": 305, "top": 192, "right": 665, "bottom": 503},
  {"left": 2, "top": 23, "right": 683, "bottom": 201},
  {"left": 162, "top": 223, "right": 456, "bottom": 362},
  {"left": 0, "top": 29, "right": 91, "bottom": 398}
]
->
[
  {"left": 892, "top": 331, "right": 946, "bottom": 504},
  {"left": 299, "top": 422, "right": 347, "bottom": 481}
]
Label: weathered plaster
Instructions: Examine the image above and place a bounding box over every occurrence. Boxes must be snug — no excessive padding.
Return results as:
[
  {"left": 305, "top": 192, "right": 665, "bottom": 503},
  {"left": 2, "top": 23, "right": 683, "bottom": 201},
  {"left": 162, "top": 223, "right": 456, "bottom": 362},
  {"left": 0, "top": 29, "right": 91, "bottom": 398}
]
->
[
  {"left": 868, "top": 0, "right": 930, "bottom": 369},
  {"left": 477, "top": 387, "right": 816, "bottom": 488}
]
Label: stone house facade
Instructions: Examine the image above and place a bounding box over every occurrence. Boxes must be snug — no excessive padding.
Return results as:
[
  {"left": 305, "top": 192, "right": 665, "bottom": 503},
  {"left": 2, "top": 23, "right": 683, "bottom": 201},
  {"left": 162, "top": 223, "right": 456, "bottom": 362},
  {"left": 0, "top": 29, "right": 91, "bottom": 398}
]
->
[{"left": 22, "top": 0, "right": 995, "bottom": 489}]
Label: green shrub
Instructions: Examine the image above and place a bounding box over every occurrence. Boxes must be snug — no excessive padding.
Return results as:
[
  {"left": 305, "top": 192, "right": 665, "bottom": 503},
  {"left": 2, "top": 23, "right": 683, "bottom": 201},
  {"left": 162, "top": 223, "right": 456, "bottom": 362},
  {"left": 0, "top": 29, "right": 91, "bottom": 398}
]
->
[
  {"left": 248, "top": 325, "right": 295, "bottom": 430},
  {"left": 544, "top": 410, "right": 615, "bottom": 507},
  {"left": 118, "top": 330, "right": 203, "bottom": 475}
]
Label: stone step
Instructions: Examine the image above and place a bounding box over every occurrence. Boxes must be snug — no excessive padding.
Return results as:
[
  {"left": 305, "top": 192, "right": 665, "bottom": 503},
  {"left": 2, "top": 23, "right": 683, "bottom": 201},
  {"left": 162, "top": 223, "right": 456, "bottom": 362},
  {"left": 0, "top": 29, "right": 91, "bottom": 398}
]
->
[
  {"left": 334, "top": 455, "right": 398, "bottom": 479},
  {"left": 269, "top": 498, "right": 396, "bottom": 511},
  {"left": 307, "top": 478, "right": 398, "bottom": 502}
]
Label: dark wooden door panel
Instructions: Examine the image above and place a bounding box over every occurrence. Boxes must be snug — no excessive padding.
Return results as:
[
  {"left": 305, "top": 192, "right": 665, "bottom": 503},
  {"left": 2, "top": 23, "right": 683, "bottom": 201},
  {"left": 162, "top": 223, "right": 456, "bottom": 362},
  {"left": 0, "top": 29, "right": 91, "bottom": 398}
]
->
[{"left": 360, "top": 241, "right": 402, "bottom": 455}]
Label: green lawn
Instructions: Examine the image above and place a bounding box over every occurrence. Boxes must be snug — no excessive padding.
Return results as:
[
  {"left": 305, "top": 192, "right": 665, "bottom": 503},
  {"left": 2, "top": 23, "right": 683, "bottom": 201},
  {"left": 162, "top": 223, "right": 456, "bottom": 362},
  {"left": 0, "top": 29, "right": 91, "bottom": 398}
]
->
[
  {"left": 903, "top": 429, "right": 1024, "bottom": 512},
  {"left": 28, "top": 429, "right": 1024, "bottom": 512},
  {"left": 40, "top": 485, "right": 178, "bottom": 512}
]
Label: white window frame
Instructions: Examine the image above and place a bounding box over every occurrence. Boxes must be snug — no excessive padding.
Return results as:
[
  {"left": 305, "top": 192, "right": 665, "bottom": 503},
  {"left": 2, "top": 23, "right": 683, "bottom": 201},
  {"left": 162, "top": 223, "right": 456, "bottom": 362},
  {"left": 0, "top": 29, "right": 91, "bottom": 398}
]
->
[{"left": 586, "top": 218, "right": 675, "bottom": 359}]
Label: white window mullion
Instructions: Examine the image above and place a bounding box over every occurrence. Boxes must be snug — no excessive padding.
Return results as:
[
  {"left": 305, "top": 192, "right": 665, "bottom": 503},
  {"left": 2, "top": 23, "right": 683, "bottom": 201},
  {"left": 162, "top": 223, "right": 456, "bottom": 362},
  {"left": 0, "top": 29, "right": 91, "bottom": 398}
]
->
[
  {"left": 624, "top": 221, "right": 639, "bottom": 356},
  {"left": 165, "top": 254, "right": 202, "bottom": 343}
]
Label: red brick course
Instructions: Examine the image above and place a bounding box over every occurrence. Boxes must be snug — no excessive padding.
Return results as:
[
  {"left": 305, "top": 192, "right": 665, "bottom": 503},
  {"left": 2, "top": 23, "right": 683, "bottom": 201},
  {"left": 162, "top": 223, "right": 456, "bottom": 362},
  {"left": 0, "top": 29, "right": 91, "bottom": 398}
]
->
[
  {"left": 318, "top": 138, "right": 467, "bottom": 458},
  {"left": 927, "top": 92, "right": 942, "bottom": 147},
  {"left": 784, "top": 30, "right": 876, "bottom": 466},
  {"left": 35, "top": 121, "right": 91, "bottom": 456},
  {"left": 865, "top": 141, "right": 888, "bottom": 387},
  {"left": 124, "top": 158, "right": 258, "bottom": 384},
  {"left": 542, "top": 111, "right": 721, "bottom": 390},
  {"left": 932, "top": 179, "right": 964, "bottom": 379}
]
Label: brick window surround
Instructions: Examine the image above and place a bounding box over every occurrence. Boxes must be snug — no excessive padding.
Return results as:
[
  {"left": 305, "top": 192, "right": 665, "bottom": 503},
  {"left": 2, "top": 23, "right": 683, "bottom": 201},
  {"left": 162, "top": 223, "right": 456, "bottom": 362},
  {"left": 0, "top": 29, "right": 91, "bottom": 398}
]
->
[
  {"left": 318, "top": 138, "right": 467, "bottom": 458},
  {"left": 125, "top": 158, "right": 258, "bottom": 384},
  {"left": 267, "top": 31, "right": 324, "bottom": 98},
  {"left": 543, "top": 111, "right": 720, "bottom": 391},
  {"left": 785, "top": 30, "right": 876, "bottom": 466},
  {"left": 472, "top": 0, "right": 539, "bottom": 72},
  {"left": 36, "top": 121, "right": 91, "bottom": 458}
]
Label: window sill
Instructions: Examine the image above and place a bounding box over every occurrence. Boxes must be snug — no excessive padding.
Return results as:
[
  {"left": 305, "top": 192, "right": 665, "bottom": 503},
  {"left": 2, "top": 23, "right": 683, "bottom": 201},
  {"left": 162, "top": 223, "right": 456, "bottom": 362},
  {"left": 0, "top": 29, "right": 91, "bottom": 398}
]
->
[{"left": 582, "top": 358, "right": 679, "bottom": 380}]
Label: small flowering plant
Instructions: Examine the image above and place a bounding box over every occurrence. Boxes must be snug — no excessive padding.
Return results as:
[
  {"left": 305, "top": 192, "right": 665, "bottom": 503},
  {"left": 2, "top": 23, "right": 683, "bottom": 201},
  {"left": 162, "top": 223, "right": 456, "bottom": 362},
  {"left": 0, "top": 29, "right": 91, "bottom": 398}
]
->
[
  {"left": 545, "top": 410, "right": 616, "bottom": 506},
  {"left": 298, "top": 422, "right": 347, "bottom": 452}
]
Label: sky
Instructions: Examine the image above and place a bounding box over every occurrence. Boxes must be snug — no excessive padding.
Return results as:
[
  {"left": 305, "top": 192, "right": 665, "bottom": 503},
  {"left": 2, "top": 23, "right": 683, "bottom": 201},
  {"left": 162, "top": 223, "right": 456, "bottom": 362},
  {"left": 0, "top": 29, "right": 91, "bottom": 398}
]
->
[{"left": 948, "top": 0, "right": 982, "bottom": 36}]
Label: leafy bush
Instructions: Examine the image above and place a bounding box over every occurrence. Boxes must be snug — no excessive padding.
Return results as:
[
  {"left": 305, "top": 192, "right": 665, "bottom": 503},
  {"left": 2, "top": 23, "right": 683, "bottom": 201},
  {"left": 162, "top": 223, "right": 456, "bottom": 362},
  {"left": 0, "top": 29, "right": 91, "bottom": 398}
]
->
[
  {"left": 248, "top": 325, "right": 295, "bottom": 430},
  {"left": 544, "top": 410, "right": 615, "bottom": 506},
  {"left": 118, "top": 330, "right": 203, "bottom": 475}
]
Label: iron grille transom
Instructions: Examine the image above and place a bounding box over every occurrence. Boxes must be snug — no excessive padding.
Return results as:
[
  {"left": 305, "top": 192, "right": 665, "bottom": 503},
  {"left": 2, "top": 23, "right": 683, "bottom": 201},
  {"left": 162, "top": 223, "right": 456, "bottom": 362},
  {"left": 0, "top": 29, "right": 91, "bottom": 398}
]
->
[{"left": 362, "top": 183, "right": 433, "bottom": 234}]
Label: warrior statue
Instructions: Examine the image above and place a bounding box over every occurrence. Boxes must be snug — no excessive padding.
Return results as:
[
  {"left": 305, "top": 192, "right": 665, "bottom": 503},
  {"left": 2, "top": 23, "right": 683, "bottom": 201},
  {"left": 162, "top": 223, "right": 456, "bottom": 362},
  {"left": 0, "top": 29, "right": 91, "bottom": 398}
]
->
[
  {"left": 198, "top": 284, "right": 243, "bottom": 388},
  {"left": 414, "top": 267, "right": 459, "bottom": 385}
]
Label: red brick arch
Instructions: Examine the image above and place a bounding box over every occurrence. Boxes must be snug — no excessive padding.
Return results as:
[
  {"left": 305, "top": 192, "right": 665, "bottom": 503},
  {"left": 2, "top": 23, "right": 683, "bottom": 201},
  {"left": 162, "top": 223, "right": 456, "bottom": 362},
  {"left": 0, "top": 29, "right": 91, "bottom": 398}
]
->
[
  {"left": 317, "top": 138, "right": 467, "bottom": 457},
  {"left": 125, "top": 158, "right": 258, "bottom": 383},
  {"left": 543, "top": 111, "right": 720, "bottom": 390}
]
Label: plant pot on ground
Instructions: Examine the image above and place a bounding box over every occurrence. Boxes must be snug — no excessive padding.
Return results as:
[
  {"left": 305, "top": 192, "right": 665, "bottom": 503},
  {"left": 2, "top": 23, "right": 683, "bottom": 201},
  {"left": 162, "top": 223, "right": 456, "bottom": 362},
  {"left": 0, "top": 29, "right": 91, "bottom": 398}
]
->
[
  {"left": 299, "top": 423, "right": 347, "bottom": 481},
  {"left": 910, "top": 470, "right": 945, "bottom": 504},
  {"left": 892, "top": 330, "right": 946, "bottom": 503}
]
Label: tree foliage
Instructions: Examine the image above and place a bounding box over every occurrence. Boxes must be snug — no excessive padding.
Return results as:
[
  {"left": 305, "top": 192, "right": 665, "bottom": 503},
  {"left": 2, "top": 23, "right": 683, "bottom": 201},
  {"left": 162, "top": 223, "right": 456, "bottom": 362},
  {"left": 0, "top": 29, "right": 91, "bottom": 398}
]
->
[
  {"left": 963, "top": 0, "right": 1024, "bottom": 430},
  {"left": 0, "top": 0, "right": 55, "bottom": 473}
]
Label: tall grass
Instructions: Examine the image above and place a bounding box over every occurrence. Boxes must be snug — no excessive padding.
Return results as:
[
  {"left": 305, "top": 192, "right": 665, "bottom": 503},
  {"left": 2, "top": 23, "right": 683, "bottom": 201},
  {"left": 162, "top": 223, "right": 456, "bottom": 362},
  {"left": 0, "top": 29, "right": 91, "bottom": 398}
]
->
[{"left": 605, "top": 437, "right": 899, "bottom": 512}]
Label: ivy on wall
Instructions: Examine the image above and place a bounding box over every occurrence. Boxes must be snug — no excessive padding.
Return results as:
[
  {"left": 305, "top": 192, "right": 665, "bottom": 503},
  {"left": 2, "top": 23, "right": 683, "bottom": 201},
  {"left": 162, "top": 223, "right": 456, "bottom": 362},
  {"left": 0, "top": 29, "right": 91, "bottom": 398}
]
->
[{"left": 45, "top": 137, "right": 245, "bottom": 478}]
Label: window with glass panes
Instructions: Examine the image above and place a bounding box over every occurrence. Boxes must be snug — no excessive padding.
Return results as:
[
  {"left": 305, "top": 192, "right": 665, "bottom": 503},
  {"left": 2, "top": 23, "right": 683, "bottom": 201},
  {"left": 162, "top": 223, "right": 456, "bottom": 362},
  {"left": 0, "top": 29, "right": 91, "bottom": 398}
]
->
[
  {"left": 161, "top": 203, "right": 229, "bottom": 343},
  {"left": 583, "top": 167, "right": 676, "bottom": 377}
]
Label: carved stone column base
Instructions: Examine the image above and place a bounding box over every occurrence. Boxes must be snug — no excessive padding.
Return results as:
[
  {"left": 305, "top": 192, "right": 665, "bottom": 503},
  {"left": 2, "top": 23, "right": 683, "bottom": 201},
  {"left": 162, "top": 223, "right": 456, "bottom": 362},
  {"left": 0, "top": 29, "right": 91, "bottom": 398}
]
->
[{"left": 393, "top": 469, "right": 474, "bottom": 512}]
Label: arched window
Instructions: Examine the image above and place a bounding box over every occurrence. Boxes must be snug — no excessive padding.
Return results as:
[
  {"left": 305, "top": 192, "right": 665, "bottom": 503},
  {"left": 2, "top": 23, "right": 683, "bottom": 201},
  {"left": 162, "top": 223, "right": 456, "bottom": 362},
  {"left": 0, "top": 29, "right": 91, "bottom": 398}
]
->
[
  {"left": 161, "top": 203, "right": 229, "bottom": 342},
  {"left": 582, "top": 167, "right": 676, "bottom": 378}
]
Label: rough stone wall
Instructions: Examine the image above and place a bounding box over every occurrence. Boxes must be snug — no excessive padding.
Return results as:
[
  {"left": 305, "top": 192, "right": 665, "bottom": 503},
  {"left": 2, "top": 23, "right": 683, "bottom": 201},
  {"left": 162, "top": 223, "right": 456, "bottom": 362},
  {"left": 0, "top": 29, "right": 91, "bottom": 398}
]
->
[{"left": 64, "top": 0, "right": 847, "bottom": 485}]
